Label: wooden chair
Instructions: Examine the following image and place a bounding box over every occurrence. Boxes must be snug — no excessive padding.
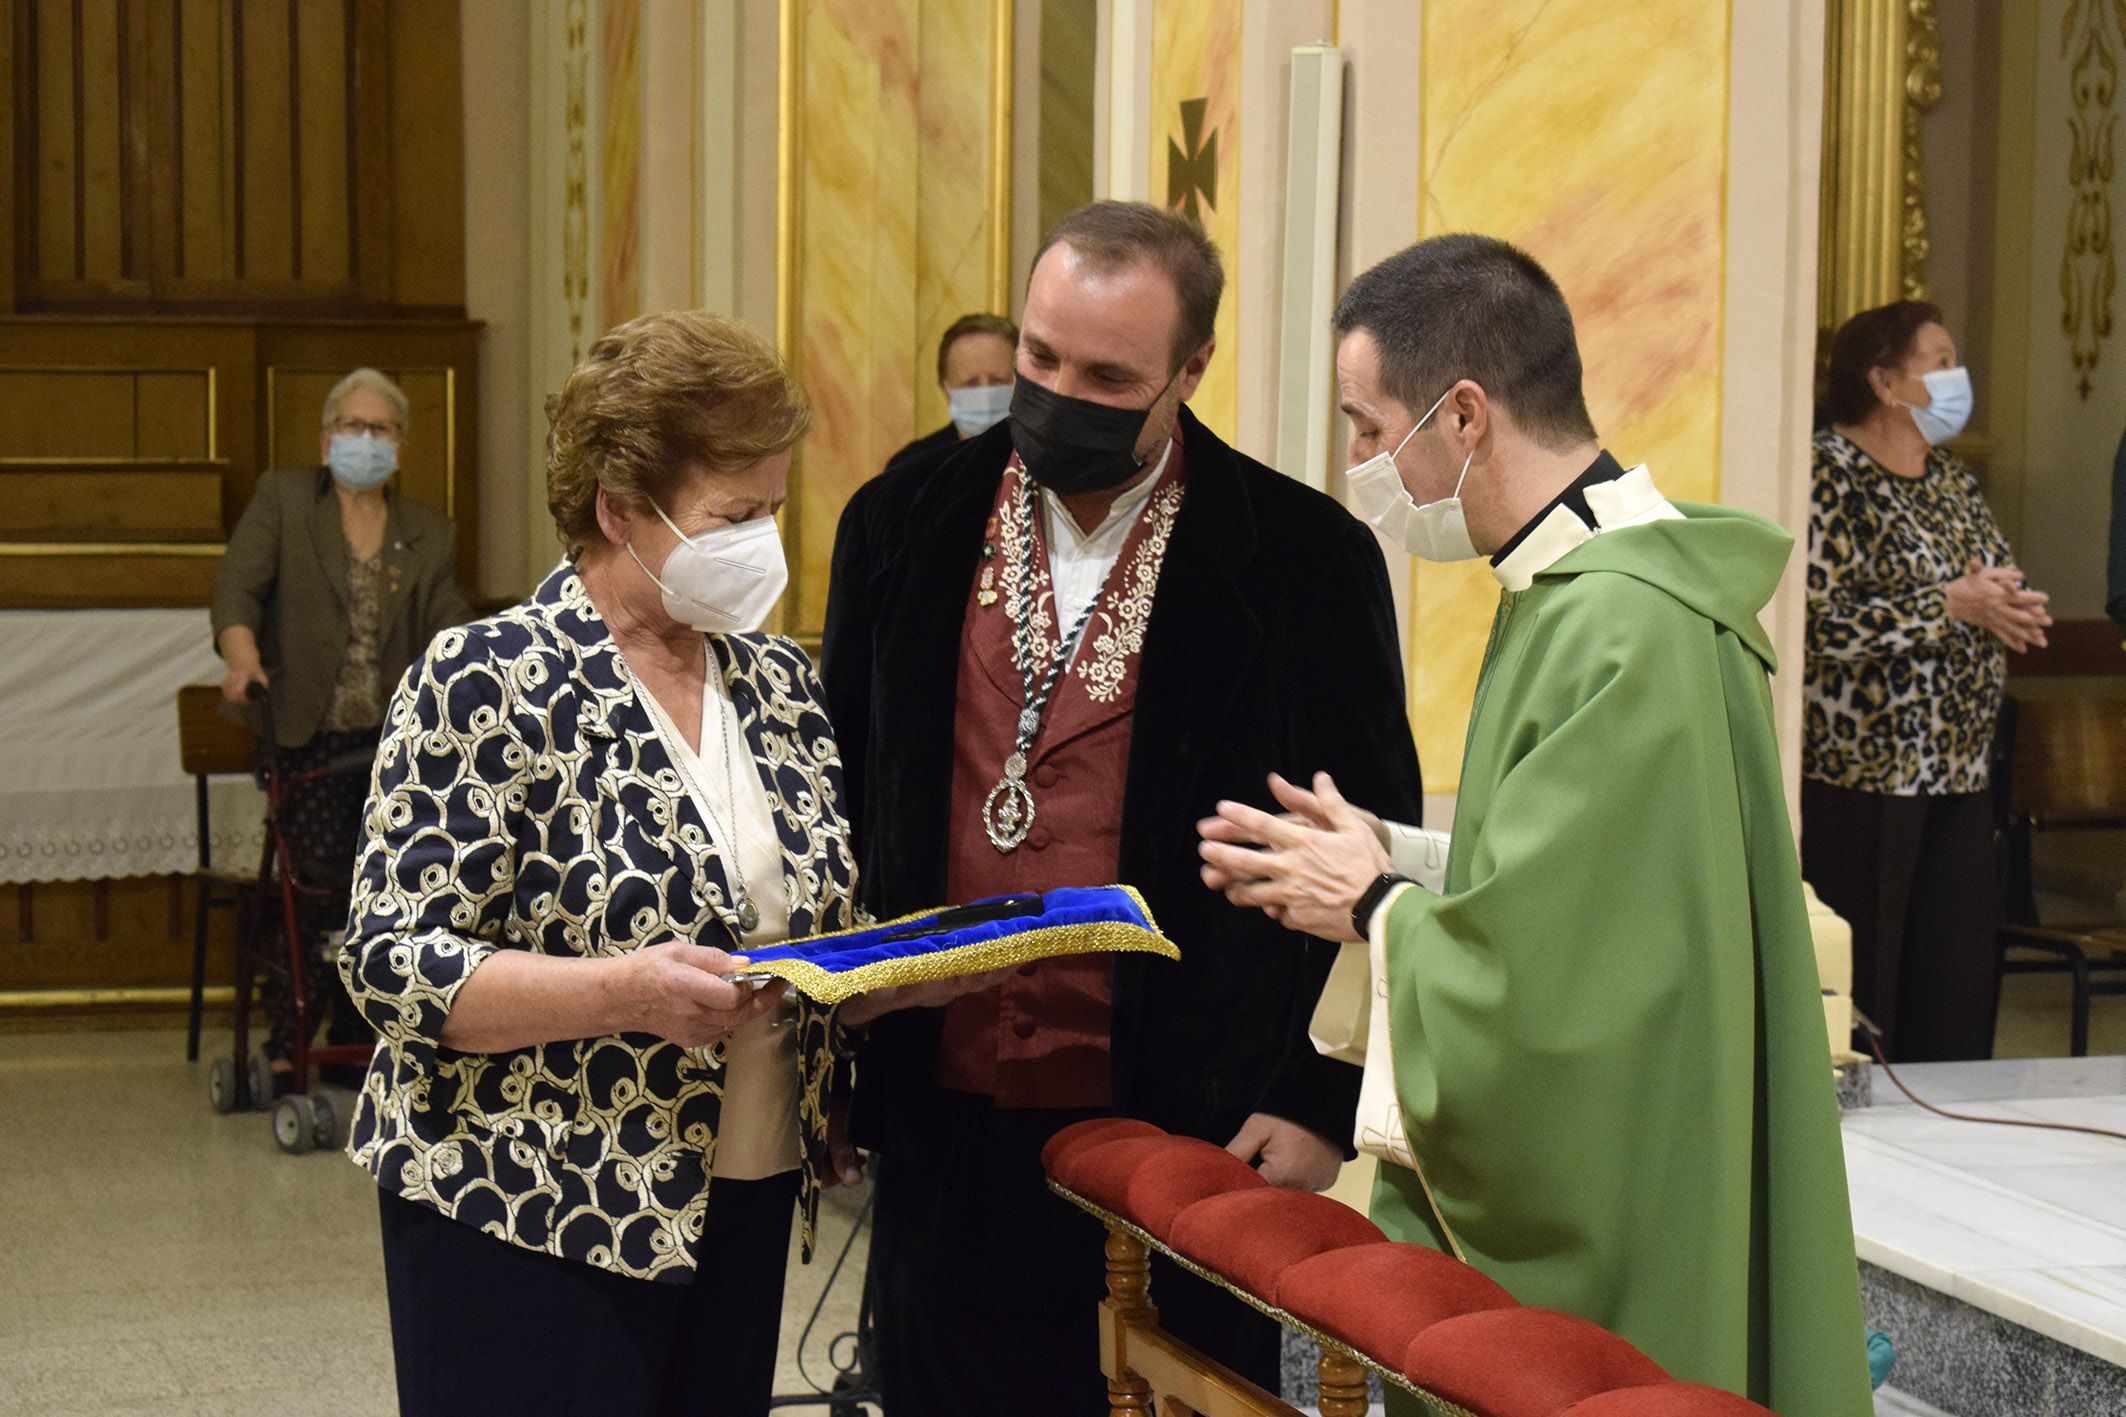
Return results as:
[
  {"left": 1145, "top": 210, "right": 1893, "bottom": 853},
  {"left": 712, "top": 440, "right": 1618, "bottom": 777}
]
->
[
  {"left": 1996, "top": 692, "right": 2126, "bottom": 1056},
  {"left": 175, "top": 685, "right": 259, "bottom": 1062}
]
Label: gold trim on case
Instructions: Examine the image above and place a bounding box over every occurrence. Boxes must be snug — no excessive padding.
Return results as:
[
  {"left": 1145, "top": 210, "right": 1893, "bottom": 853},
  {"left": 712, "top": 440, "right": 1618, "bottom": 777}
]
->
[{"left": 740, "top": 887, "right": 1175, "bottom": 1005}]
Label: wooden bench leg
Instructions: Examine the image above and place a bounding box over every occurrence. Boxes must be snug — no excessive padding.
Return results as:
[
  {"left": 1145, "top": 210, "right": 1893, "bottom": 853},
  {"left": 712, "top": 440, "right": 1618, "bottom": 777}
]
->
[
  {"left": 1104, "top": 1227, "right": 1157, "bottom": 1415},
  {"left": 1318, "top": 1347, "right": 1370, "bottom": 1416}
]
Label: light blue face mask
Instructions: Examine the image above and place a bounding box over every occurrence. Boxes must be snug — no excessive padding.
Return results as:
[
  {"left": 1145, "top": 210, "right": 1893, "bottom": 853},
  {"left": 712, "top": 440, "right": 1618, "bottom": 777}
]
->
[
  {"left": 327, "top": 432, "right": 398, "bottom": 490},
  {"left": 947, "top": 383, "right": 1013, "bottom": 438},
  {"left": 1901, "top": 366, "right": 1973, "bottom": 445}
]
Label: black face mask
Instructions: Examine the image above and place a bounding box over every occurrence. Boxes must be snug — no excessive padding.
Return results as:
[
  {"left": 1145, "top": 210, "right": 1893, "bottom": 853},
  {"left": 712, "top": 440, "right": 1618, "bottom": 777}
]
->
[{"left": 1008, "top": 373, "right": 1174, "bottom": 496}]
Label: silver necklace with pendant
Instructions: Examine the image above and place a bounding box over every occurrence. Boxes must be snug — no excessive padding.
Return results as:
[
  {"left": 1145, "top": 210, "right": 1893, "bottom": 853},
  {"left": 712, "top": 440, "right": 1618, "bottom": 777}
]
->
[
  {"left": 639, "top": 653, "right": 762, "bottom": 934},
  {"left": 984, "top": 478, "right": 1100, "bottom": 853}
]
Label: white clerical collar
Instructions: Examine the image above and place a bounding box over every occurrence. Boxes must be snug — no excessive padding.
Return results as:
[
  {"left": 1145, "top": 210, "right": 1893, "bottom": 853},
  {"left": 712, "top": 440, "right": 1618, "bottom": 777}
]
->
[
  {"left": 1052, "top": 438, "right": 1174, "bottom": 544},
  {"left": 1490, "top": 465, "right": 1681, "bottom": 592}
]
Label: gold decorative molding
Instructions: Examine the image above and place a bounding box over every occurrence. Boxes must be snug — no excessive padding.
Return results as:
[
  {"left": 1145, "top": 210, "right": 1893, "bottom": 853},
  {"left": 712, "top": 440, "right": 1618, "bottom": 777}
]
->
[
  {"left": 1901, "top": 0, "right": 1943, "bottom": 299},
  {"left": 564, "top": 0, "right": 593, "bottom": 364},
  {"left": 1819, "top": 0, "right": 1943, "bottom": 333},
  {"left": 775, "top": 0, "right": 805, "bottom": 634},
  {"left": 0, "top": 544, "right": 224, "bottom": 557},
  {"left": 2062, "top": 0, "right": 2122, "bottom": 399},
  {"left": 0, "top": 985, "right": 234, "bottom": 1011},
  {"left": 989, "top": 0, "right": 1016, "bottom": 311}
]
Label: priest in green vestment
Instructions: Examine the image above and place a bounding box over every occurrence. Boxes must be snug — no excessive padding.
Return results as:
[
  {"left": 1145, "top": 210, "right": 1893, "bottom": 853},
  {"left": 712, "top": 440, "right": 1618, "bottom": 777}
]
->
[{"left": 1198, "top": 235, "right": 1873, "bottom": 1415}]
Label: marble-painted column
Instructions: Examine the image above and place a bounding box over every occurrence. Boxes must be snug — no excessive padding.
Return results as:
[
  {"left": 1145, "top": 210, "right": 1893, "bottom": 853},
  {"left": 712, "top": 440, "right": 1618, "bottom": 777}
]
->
[
  {"left": 779, "top": 0, "right": 1012, "bottom": 637},
  {"left": 1406, "top": 0, "right": 1732, "bottom": 791},
  {"left": 526, "top": 0, "right": 603, "bottom": 582}
]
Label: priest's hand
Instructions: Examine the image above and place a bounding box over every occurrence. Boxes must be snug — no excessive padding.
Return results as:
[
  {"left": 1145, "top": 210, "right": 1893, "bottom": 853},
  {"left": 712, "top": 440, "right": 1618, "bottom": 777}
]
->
[
  {"left": 1226, "top": 1112, "right": 1343, "bottom": 1192},
  {"left": 1196, "top": 772, "right": 1390, "bottom": 943},
  {"left": 838, "top": 967, "right": 1017, "bottom": 1027}
]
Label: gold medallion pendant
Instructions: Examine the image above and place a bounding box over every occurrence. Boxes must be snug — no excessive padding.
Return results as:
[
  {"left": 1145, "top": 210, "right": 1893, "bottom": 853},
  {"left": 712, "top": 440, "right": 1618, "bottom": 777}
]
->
[{"left": 983, "top": 751, "right": 1036, "bottom": 852}]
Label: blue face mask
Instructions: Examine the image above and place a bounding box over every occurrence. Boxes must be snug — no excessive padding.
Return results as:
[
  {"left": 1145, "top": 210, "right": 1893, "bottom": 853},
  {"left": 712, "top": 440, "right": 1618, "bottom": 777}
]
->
[
  {"left": 327, "top": 432, "right": 398, "bottom": 489},
  {"left": 947, "top": 383, "right": 1013, "bottom": 438},
  {"left": 1901, "top": 366, "right": 1973, "bottom": 445}
]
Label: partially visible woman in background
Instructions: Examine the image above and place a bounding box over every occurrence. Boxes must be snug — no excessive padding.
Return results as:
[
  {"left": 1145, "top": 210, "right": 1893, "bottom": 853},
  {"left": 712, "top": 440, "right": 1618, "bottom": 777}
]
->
[
  {"left": 210, "top": 368, "right": 472, "bottom": 1082},
  {"left": 1804, "top": 301, "right": 2052, "bottom": 1062}
]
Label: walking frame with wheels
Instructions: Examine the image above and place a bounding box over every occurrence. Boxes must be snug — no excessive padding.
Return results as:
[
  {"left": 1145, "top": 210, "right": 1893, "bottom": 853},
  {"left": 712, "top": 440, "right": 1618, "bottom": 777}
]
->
[{"left": 204, "top": 682, "right": 376, "bottom": 1153}]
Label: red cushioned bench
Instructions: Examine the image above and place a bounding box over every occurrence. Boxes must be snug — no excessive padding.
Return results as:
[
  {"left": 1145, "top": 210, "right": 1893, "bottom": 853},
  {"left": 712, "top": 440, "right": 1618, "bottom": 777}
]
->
[{"left": 1043, "top": 1118, "right": 1775, "bottom": 1417}]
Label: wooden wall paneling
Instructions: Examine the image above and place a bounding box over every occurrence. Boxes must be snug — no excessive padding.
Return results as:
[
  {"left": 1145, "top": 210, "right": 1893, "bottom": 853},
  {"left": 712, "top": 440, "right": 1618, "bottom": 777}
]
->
[
  {"left": 0, "top": 467, "right": 226, "bottom": 538},
  {"left": 346, "top": 0, "right": 392, "bottom": 306},
  {"left": 0, "top": 368, "right": 136, "bottom": 455},
  {"left": 31, "top": 0, "right": 76, "bottom": 288},
  {"left": 0, "top": 875, "right": 231, "bottom": 991},
  {"left": 0, "top": 0, "right": 16, "bottom": 312},
  {"left": 8, "top": 0, "right": 463, "bottom": 315},
  {"left": 383, "top": 0, "right": 463, "bottom": 311},
  {"left": 77, "top": 0, "right": 126, "bottom": 285},
  {"left": 293, "top": 0, "right": 350, "bottom": 288},
  {"left": 119, "top": 0, "right": 152, "bottom": 282},
  {"left": 236, "top": 0, "right": 292, "bottom": 287},
  {"left": 134, "top": 367, "right": 212, "bottom": 457},
  {"left": 173, "top": 0, "right": 231, "bottom": 287},
  {"left": 0, "top": 549, "right": 222, "bottom": 606},
  {"left": 0, "top": 319, "right": 255, "bottom": 598}
]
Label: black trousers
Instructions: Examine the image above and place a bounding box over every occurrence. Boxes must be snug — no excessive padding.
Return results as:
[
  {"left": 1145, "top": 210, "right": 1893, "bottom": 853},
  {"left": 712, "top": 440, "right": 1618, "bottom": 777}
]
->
[
  {"left": 1801, "top": 780, "right": 2000, "bottom": 1062},
  {"left": 377, "top": 1172, "right": 797, "bottom": 1417},
  {"left": 868, "top": 1087, "right": 1283, "bottom": 1417}
]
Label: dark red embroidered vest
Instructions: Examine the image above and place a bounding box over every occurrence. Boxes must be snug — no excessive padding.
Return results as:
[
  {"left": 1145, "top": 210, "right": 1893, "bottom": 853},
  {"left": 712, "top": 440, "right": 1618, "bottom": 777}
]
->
[{"left": 934, "top": 445, "right": 1187, "bottom": 1107}]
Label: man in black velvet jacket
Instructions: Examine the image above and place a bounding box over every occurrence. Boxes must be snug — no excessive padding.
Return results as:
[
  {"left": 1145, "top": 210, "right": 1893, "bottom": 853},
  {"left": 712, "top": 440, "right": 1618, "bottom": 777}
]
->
[{"left": 820, "top": 201, "right": 1423, "bottom": 1415}]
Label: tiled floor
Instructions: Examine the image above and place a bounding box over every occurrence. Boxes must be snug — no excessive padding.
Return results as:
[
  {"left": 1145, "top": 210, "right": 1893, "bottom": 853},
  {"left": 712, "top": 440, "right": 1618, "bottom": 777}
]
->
[
  {"left": 0, "top": 1028, "right": 870, "bottom": 1417},
  {"left": 1, "top": 968, "right": 2114, "bottom": 1417}
]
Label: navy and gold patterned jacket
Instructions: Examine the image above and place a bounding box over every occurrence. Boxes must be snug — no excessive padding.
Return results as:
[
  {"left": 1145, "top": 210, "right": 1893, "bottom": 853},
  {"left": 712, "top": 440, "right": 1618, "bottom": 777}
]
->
[{"left": 338, "top": 563, "right": 860, "bottom": 1281}]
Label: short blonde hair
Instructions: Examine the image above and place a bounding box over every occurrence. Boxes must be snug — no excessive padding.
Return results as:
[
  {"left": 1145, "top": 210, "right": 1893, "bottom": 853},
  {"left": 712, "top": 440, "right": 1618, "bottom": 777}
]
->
[
  {"left": 322, "top": 367, "right": 410, "bottom": 434},
  {"left": 544, "top": 311, "right": 811, "bottom": 549}
]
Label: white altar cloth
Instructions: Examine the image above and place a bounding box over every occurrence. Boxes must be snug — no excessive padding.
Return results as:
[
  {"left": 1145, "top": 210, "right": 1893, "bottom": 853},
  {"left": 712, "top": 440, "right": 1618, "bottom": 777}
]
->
[{"left": 0, "top": 610, "right": 268, "bottom": 884}]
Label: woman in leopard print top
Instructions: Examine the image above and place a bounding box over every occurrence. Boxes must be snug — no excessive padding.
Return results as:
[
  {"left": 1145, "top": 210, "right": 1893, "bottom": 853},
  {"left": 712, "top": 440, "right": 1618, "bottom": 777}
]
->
[{"left": 1802, "top": 301, "right": 2052, "bottom": 1063}]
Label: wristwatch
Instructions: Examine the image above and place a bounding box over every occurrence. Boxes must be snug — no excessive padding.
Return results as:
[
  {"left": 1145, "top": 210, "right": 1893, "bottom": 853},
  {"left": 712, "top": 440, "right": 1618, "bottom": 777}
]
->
[{"left": 1351, "top": 872, "right": 1413, "bottom": 942}]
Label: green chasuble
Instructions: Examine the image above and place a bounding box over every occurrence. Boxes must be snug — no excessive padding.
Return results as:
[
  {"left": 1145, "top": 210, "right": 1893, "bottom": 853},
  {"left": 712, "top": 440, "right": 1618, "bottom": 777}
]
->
[{"left": 1372, "top": 490, "right": 1873, "bottom": 1415}]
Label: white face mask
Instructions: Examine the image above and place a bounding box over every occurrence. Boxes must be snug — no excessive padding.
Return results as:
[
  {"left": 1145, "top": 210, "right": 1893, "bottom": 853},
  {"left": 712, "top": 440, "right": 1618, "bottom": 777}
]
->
[
  {"left": 947, "top": 383, "right": 1013, "bottom": 438},
  {"left": 1898, "top": 365, "right": 1973, "bottom": 445},
  {"left": 625, "top": 503, "right": 788, "bottom": 635},
  {"left": 1343, "top": 384, "right": 1481, "bottom": 562}
]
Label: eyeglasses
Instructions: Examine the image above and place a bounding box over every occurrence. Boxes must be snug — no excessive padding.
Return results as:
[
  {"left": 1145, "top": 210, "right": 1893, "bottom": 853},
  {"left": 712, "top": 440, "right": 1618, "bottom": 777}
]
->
[{"left": 331, "top": 417, "right": 402, "bottom": 440}]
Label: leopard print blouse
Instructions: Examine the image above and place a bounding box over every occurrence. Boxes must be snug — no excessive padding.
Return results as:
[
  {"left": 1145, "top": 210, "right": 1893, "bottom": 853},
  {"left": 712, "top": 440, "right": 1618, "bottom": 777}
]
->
[{"left": 1804, "top": 429, "right": 2010, "bottom": 796}]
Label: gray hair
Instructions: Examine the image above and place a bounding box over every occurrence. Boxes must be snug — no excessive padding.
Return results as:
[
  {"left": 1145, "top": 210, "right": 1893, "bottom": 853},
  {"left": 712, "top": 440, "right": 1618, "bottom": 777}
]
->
[{"left": 321, "top": 368, "right": 410, "bottom": 435}]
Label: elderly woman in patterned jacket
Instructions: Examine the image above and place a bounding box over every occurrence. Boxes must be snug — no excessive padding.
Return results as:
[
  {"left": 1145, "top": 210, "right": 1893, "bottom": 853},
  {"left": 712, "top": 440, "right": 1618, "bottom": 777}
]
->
[
  {"left": 338, "top": 312, "right": 864, "bottom": 1417},
  {"left": 1804, "top": 300, "right": 2052, "bottom": 1064}
]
